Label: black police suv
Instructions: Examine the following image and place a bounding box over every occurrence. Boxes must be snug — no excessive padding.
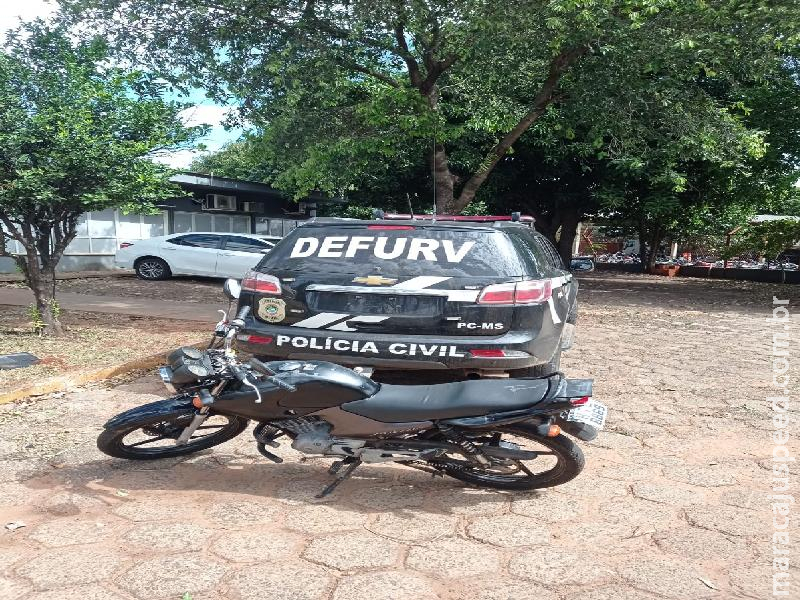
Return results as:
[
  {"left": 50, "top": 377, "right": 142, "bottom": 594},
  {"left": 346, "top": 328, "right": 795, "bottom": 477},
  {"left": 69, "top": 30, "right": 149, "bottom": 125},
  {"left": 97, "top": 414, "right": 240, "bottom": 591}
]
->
[{"left": 234, "top": 215, "right": 578, "bottom": 378}]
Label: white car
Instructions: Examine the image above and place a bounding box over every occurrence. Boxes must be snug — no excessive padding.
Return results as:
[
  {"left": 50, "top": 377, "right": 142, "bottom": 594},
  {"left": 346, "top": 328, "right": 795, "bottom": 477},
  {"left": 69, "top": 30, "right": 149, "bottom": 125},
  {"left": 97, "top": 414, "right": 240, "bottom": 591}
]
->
[{"left": 115, "top": 232, "right": 281, "bottom": 280}]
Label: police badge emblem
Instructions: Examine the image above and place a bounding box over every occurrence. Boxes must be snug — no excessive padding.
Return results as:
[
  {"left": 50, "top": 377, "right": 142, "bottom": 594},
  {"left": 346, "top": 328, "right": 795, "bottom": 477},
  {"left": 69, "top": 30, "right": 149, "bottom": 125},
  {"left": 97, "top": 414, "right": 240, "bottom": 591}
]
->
[{"left": 257, "top": 297, "right": 286, "bottom": 323}]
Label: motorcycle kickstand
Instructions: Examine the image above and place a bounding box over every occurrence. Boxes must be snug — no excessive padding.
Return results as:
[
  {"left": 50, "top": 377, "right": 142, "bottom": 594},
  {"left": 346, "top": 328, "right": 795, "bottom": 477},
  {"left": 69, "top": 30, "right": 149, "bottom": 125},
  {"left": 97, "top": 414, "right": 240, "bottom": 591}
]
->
[{"left": 317, "top": 458, "right": 362, "bottom": 498}]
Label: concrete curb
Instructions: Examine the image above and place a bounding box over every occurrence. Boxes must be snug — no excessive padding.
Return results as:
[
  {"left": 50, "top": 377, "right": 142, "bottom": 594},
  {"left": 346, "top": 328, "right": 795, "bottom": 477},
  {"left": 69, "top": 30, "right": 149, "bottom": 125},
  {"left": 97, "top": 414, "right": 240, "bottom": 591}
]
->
[
  {"left": 0, "top": 270, "right": 134, "bottom": 283},
  {"left": 0, "top": 346, "right": 181, "bottom": 405}
]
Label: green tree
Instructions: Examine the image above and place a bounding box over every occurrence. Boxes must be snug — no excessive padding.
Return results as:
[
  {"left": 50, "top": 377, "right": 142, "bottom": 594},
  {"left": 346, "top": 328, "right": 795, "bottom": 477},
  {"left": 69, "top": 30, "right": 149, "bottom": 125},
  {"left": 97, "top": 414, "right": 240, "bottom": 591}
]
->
[
  {"left": 0, "top": 24, "right": 199, "bottom": 335},
  {"left": 58, "top": 0, "right": 796, "bottom": 214}
]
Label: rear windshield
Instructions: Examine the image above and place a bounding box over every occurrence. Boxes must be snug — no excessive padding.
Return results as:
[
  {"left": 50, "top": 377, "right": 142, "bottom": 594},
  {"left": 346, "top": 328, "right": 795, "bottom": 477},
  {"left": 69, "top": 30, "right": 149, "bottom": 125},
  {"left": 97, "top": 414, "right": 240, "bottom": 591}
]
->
[{"left": 257, "top": 226, "right": 526, "bottom": 277}]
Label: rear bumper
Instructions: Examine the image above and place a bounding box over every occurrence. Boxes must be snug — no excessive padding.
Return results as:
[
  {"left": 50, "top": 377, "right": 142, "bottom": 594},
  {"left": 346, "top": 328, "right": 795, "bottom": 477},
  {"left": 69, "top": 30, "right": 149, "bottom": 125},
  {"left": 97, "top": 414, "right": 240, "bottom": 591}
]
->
[{"left": 236, "top": 320, "right": 561, "bottom": 372}]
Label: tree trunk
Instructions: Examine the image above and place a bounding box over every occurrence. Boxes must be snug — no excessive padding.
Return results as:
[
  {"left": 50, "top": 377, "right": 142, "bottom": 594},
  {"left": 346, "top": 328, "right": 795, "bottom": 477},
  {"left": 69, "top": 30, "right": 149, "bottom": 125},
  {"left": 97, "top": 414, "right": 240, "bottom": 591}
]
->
[
  {"left": 22, "top": 257, "right": 63, "bottom": 336},
  {"left": 556, "top": 210, "right": 581, "bottom": 265},
  {"left": 431, "top": 143, "right": 456, "bottom": 214},
  {"left": 644, "top": 225, "right": 664, "bottom": 274}
]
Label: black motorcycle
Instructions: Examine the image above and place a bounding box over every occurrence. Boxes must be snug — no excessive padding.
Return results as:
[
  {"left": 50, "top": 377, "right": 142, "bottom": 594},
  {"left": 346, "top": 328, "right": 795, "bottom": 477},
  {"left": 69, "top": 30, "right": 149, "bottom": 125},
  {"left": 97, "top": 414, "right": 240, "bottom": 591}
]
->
[{"left": 97, "top": 279, "right": 607, "bottom": 496}]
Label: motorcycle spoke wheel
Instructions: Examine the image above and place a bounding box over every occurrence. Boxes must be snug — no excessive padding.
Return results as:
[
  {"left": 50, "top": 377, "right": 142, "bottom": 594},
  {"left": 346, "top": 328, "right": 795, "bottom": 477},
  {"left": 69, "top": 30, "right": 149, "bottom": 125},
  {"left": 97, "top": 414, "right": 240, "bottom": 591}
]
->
[
  {"left": 432, "top": 424, "right": 585, "bottom": 491},
  {"left": 97, "top": 413, "right": 249, "bottom": 460}
]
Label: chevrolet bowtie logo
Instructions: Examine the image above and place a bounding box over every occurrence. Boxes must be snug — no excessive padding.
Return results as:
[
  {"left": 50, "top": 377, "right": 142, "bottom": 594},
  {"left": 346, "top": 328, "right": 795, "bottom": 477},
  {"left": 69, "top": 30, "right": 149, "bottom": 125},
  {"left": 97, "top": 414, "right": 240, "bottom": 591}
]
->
[{"left": 352, "top": 275, "right": 398, "bottom": 286}]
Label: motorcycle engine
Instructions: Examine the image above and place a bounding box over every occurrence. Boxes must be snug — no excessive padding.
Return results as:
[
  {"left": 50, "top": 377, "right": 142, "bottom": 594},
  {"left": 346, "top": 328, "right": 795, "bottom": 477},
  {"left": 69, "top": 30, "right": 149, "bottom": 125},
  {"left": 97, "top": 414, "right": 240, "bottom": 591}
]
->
[{"left": 273, "top": 417, "right": 438, "bottom": 463}]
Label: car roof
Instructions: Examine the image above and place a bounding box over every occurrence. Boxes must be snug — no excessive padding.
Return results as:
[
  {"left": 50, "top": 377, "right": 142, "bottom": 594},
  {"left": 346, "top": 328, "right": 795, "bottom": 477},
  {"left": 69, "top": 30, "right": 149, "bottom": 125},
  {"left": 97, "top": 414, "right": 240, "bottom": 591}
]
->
[
  {"left": 299, "top": 218, "right": 538, "bottom": 233},
  {"left": 164, "top": 232, "right": 279, "bottom": 239}
]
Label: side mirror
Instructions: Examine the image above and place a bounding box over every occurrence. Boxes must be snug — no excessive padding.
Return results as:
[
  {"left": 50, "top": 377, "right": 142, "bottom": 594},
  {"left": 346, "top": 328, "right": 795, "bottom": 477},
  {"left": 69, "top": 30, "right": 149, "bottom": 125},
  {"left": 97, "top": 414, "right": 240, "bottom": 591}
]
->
[
  {"left": 570, "top": 258, "right": 595, "bottom": 272},
  {"left": 223, "top": 278, "right": 241, "bottom": 300}
]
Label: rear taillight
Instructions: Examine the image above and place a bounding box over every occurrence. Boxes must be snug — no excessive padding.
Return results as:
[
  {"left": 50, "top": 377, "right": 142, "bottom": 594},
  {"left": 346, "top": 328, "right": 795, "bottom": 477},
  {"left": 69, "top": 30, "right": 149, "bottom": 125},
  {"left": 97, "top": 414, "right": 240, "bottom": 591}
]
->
[
  {"left": 477, "top": 279, "right": 552, "bottom": 305},
  {"left": 119, "top": 242, "right": 134, "bottom": 249},
  {"left": 241, "top": 271, "right": 281, "bottom": 295},
  {"left": 570, "top": 396, "right": 591, "bottom": 406},
  {"left": 469, "top": 349, "right": 507, "bottom": 358}
]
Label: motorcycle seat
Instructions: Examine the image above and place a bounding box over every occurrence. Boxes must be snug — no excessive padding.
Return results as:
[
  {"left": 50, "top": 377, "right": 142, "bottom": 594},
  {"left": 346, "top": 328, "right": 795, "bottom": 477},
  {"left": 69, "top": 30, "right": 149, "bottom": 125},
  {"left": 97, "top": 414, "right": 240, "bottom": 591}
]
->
[{"left": 341, "top": 376, "right": 559, "bottom": 423}]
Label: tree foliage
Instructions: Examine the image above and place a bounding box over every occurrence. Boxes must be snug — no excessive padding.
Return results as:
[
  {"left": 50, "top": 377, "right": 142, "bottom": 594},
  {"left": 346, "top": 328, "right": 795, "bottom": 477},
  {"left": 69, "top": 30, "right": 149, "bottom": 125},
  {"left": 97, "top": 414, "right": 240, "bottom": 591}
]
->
[
  {"left": 0, "top": 23, "right": 199, "bottom": 335},
  {"left": 58, "top": 0, "right": 798, "bottom": 214}
]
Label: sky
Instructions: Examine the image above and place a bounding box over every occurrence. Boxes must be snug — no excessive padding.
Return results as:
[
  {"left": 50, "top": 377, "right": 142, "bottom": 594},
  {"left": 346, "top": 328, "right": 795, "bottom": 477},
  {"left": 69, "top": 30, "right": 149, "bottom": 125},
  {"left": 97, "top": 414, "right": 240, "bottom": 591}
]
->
[{"left": 0, "top": 1, "right": 242, "bottom": 169}]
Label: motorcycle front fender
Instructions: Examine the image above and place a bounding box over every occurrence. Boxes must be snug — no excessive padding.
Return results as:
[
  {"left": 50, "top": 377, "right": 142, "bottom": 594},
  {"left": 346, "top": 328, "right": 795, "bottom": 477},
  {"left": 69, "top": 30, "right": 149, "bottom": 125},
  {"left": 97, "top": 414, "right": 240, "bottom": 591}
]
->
[{"left": 103, "top": 396, "right": 195, "bottom": 431}]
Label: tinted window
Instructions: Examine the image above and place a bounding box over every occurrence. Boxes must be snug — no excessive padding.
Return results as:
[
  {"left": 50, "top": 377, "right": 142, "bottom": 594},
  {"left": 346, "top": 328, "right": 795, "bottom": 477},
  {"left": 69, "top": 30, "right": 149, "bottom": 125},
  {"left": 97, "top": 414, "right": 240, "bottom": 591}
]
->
[
  {"left": 225, "top": 236, "right": 270, "bottom": 253},
  {"left": 504, "top": 230, "right": 548, "bottom": 275},
  {"left": 536, "top": 237, "right": 565, "bottom": 269},
  {"left": 168, "top": 234, "right": 222, "bottom": 249},
  {"left": 259, "top": 226, "right": 526, "bottom": 277}
]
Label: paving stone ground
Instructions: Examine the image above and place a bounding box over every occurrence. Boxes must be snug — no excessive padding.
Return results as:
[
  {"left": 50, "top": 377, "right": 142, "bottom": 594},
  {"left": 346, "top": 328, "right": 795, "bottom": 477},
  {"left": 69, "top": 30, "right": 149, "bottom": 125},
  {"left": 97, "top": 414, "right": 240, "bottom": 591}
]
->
[{"left": 1, "top": 272, "right": 798, "bottom": 599}]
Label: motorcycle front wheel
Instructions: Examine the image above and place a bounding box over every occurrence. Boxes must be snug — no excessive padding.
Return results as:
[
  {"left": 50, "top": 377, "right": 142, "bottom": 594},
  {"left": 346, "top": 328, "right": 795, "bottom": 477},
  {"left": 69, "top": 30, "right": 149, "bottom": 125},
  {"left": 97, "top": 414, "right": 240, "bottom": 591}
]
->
[
  {"left": 432, "top": 423, "right": 585, "bottom": 491},
  {"left": 97, "top": 413, "right": 249, "bottom": 460}
]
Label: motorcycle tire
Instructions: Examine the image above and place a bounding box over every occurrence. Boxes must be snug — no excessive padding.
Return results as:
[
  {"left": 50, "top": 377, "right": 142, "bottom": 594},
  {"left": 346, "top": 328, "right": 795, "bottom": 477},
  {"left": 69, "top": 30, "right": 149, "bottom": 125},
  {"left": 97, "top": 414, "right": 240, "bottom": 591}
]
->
[
  {"left": 434, "top": 424, "right": 584, "bottom": 491},
  {"left": 97, "top": 413, "right": 249, "bottom": 460}
]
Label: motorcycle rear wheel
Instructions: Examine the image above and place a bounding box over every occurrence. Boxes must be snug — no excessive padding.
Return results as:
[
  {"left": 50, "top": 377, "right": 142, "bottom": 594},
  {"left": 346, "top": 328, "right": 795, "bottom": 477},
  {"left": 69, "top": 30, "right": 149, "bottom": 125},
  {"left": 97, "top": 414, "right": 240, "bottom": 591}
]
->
[
  {"left": 97, "top": 413, "right": 248, "bottom": 460},
  {"left": 433, "top": 424, "right": 584, "bottom": 490}
]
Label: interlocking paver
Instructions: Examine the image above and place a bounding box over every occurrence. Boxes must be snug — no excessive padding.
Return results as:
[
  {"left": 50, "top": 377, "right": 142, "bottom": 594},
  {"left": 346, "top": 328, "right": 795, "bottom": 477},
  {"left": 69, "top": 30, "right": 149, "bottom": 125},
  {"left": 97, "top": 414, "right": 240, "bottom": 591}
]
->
[
  {"left": 407, "top": 537, "right": 502, "bottom": 578},
  {"left": 284, "top": 503, "right": 368, "bottom": 534},
  {"left": 466, "top": 513, "right": 551, "bottom": 547},
  {"left": 510, "top": 490, "right": 584, "bottom": 522},
  {"left": 303, "top": 530, "right": 402, "bottom": 570},
  {"left": 332, "top": 570, "right": 440, "bottom": 600},
  {"left": 684, "top": 504, "right": 767, "bottom": 538},
  {"left": 618, "top": 555, "right": 722, "bottom": 598},
  {"left": 209, "top": 528, "right": 304, "bottom": 562},
  {"left": 508, "top": 547, "right": 616, "bottom": 586},
  {"left": 653, "top": 527, "right": 756, "bottom": 562},
  {"left": 370, "top": 511, "right": 458, "bottom": 542},
  {"left": 27, "top": 518, "right": 123, "bottom": 547},
  {"left": 16, "top": 546, "right": 125, "bottom": 590},
  {"left": 122, "top": 521, "right": 214, "bottom": 551},
  {"left": 116, "top": 554, "right": 226, "bottom": 599},
  {"left": 227, "top": 561, "right": 332, "bottom": 600}
]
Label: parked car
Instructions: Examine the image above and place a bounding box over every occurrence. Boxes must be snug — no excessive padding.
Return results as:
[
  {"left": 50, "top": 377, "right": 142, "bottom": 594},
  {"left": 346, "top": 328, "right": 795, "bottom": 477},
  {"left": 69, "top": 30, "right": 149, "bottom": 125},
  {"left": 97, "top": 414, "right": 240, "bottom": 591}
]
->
[
  {"left": 234, "top": 215, "right": 579, "bottom": 379},
  {"left": 570, "top": 256, "right": 595, "bottom": 272},
  {"left": 116, "top": 233, "right": 281, "bottom": 280}
]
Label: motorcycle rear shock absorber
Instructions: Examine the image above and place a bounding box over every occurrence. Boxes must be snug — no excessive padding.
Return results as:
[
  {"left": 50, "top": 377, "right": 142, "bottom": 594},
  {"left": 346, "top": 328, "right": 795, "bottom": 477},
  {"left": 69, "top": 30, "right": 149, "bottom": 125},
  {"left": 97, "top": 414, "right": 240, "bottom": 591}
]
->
[{"left": 437, "top": 424, "right": 491, "bottom": 466}]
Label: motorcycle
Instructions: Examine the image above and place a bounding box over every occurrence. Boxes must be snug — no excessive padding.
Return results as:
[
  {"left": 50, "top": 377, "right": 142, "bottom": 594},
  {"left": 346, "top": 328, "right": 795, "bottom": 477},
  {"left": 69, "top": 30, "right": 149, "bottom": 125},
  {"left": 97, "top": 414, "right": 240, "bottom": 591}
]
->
[{"left": 97, "top": 279, "right": 607, "bottom": 497}]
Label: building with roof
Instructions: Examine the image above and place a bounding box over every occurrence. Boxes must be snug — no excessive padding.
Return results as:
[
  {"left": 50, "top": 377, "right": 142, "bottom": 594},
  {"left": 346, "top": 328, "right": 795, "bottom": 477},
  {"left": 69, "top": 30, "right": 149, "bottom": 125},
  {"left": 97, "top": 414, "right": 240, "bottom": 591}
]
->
[{"left": 0, "top": 173, "right": 337, "bottom": 273}]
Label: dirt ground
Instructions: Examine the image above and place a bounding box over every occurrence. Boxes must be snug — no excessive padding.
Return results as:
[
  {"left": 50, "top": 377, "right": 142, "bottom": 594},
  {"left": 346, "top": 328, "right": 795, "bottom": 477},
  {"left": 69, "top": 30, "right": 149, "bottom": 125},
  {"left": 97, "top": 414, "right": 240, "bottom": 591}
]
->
[
  {"left": 1, "top": 274, "right": 227, "bottom": 304},
  {"left": 0, "top": 273, "right": 798, "bottom": 599},
  {"left": 0, "top": 308, "right": 208, "bottom": 390}
]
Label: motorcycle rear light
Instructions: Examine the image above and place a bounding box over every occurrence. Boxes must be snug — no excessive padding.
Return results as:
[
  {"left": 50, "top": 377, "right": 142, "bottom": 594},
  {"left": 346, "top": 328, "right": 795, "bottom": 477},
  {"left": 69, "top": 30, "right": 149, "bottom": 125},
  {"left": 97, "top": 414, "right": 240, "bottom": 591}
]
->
[
  {"left": 477, "top": 279, "right": 552, "bottom": 305},
  {"left": 367, "top": 225, "right": 415, "bottom": 230},
  {"left": 469, "top": 349, "right": 506, "bottom": 358},
  {"left": 241, "top": 271, "right": 281, "bottom": 295},
  {"left": 570, "top": 396, "right": 591, "bottom": 406},
  {"left": 119, "top": 242, "right": 134, "bottom": 249}
]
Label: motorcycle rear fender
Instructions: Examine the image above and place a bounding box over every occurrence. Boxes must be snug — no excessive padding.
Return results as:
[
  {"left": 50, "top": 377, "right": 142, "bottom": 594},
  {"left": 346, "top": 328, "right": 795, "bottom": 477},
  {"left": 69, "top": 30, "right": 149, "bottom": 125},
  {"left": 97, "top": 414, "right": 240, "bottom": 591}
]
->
[{"left": 103, "top": 396, "right": 195, "bottom": 431}]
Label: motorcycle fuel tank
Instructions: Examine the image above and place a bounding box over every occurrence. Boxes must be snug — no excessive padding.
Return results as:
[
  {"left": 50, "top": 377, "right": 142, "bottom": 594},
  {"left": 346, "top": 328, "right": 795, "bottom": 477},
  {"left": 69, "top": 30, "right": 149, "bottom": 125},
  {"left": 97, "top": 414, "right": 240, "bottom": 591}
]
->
[{"left": 214, "top": 360, "right": 379, "bottom": 420}]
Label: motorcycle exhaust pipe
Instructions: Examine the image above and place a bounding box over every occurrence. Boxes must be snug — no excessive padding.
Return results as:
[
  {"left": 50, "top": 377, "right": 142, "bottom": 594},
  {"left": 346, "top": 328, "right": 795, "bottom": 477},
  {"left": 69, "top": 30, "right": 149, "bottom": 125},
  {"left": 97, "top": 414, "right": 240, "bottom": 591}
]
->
[{"left": 556, "top": 419, "right": 598, "bottom": 441}]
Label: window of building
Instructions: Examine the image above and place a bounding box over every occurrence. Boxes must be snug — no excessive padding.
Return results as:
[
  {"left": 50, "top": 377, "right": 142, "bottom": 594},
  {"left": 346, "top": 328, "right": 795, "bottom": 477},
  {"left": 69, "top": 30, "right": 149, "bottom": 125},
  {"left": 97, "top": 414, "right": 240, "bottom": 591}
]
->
[
  {"left": 173, "top": 211, "right": 251, "bottom": 234},
  {"left": 255, "top": 218, "right": 299, "bottom": 237}
]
